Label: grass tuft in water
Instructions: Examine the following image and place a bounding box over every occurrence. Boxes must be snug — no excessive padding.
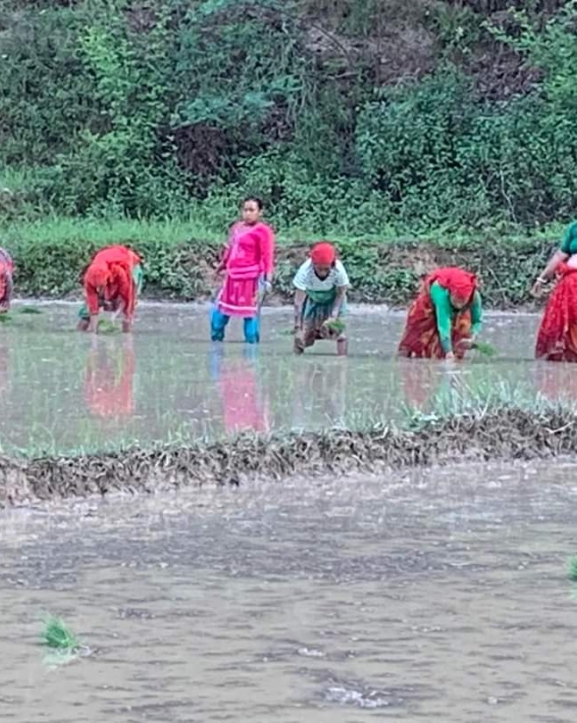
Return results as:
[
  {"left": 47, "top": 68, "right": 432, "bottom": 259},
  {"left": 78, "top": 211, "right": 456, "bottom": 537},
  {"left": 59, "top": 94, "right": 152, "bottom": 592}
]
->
[
  {"left": 42, "top": 616, "right": 79, "bottom": 651},
  {"left": 567, "top": 557, "right": 577, "bottom": 583},
  {"left": 0, "top": 313, "right": 13, "bottom": 323}
]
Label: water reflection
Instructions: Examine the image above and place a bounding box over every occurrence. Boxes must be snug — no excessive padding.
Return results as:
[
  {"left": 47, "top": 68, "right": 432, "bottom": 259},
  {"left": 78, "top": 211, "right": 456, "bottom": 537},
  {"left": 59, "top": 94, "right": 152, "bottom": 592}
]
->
[
  {"left": 84, "top": 336, "right": 135, "bottom": 419},
  {"left": 535, "top": 361, "right": 577, "bottom": 402},
  {"left": 0, "top": 339, "right": 9, "bottom": 395},
  {"left": 399, "top": 359, "right": 440, "bottom": 409},
  {"left": 209, "top": 344, "right": 270, "bottom": 434},
  {"left": 291, "top": 360, "right": 348, "bottom": 427}
]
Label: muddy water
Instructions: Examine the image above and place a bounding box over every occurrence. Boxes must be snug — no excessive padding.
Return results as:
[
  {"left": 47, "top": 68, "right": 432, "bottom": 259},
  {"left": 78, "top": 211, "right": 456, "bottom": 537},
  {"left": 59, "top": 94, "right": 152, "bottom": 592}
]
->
[
  {"left": 0, "top": 302, "right": 572, "bottom": 453},
  {"left": 1, "top": 461, "right": 576, "bottom": 721}
]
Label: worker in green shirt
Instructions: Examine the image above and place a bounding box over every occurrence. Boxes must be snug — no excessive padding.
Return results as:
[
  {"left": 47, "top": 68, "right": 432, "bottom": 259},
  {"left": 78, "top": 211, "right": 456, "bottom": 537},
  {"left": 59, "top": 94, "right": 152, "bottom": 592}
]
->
[{"left": 398, "top": 266, "right": 482, "bottom": 360}]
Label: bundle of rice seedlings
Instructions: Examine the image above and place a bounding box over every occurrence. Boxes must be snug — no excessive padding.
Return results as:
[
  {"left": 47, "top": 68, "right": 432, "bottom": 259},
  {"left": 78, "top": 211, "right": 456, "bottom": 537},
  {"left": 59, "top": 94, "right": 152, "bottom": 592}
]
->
[
  {"left": 0, "top": 313, "right": 12, "bottom": 323},
  {"left": 325, "top": 318, "right": 345, "bottom": 335},
  {"left": 471, "top": 340, "right": 497, "bottom": 357},
  {"left": 42, "top": 616, "right": 79, "bottom": 651},
  {"left": 97, "top": 318, "right": 121, "bottom": 334}
]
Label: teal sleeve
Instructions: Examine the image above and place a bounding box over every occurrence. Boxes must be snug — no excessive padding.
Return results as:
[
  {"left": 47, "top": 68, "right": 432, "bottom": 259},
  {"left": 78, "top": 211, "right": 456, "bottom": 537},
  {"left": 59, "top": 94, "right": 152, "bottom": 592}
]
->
[
  {"left": 470, "top": 290, "right": 482, "bottom": 336},
  {"left": 430, "top": 281, "right": 453, "bottom": 354},
  {"left": 560, "top": 223, "right": 577, "bottom": 254}
]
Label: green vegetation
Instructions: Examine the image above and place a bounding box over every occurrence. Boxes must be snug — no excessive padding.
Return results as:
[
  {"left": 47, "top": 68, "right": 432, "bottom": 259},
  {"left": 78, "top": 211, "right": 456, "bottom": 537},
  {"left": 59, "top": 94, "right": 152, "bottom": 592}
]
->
[
  {"left": 568, "top": 557, "right": 577, "bottom": 583},
  {"left": 1, "top": 1, "right": 576, "bottom": 302},
  {"left": 42, "top": 617, "right": 80, "bottom": 651},
  {"left": 97, "top": 318, "right": 122, "bottom": 334}
]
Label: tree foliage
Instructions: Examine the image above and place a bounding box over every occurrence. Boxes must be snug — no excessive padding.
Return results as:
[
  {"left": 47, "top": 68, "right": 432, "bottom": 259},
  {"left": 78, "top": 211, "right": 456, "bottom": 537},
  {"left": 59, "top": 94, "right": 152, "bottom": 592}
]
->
[{"left": 1, "top": 0, "right": 577, "bottom": 231}]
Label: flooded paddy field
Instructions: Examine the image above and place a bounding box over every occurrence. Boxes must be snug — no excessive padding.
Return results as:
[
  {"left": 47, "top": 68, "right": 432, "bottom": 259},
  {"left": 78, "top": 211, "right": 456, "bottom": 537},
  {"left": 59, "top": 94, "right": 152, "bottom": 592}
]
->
[
  {"left": 0, "top": 302, "right": 573, "bottom": 454},
  {"left": 1, "top": 461, "right": 577, "bottom": 722},
  {"left": 2, "top": 304, "right": 577, "bottom": 721}
]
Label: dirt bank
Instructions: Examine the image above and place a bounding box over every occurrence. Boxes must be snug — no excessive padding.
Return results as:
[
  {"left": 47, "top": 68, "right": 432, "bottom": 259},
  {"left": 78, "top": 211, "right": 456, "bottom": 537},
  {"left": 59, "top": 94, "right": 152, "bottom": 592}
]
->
[
  {"left": 9, "top": 235, "right": 555, "bottom": 309},
  {"left": 1, "top": 407, "right": 575, "bottom": 507}
]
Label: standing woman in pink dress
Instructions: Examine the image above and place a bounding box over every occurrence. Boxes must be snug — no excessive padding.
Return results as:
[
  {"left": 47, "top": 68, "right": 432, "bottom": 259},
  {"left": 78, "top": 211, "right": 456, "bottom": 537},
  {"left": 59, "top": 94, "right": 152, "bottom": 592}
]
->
[{"left": 211, "top": 197, "right": 275, "bottom": 344}]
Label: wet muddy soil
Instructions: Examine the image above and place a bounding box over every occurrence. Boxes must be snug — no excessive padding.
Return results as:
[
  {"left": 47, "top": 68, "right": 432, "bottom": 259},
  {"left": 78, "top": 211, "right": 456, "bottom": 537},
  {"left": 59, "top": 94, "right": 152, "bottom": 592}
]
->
[{"left": 0, "top": 461, "right": 576, "bottom": 722}]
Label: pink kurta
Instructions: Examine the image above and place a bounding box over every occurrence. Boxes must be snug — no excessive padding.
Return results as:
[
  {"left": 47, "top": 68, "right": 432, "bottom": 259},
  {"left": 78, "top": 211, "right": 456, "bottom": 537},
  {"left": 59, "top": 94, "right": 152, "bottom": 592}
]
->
[{"left": 217, "top": 222, "right": 275, "bottom": 318}]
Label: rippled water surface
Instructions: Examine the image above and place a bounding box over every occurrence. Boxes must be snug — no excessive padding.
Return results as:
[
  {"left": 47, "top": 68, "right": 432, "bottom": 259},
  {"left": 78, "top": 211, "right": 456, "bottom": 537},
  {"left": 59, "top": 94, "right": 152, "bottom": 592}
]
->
[
  {"left": 1, "top": 462, "right": 577, "bottom": 721},
  {"left": 0, "top": 302, "right": 574, "bottom": 452}
]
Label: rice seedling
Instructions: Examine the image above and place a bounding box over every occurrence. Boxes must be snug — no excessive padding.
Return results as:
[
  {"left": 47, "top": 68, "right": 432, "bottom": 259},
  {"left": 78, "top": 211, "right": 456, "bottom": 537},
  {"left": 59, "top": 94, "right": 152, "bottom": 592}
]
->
[
  {"left": 567, "top": 557, "right": 577, "bottom": 583},
  {"left": 325, "top": 318, "right": 346, "bottom": 335},
  {"left": 18, "top": 306, "right": 43, "bottom": 315},
  {"left": 0, "top": 313, "right": 12, "bottom": 323},
  {"left": 42, "top": 616, "right": 79, "bottom": 651},
  {"left": 471, "top": 340, "right": 497, "bottom": 357},
  {"left": 97, "top": 318, "right": 121, "bottom": 334}
]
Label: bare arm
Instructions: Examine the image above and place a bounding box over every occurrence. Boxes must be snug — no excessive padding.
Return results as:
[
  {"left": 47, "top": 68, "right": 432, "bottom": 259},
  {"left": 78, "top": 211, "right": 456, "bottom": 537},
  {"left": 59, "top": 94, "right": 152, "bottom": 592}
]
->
[
  {"left": 294, "top": 289, "right": 306, "bottom": 330},
  {"left": 532, "top": 250, "right": 569, "bottom": 295},
  {"left": 538, "top": 250, "right": 568, "bottom": 282}
]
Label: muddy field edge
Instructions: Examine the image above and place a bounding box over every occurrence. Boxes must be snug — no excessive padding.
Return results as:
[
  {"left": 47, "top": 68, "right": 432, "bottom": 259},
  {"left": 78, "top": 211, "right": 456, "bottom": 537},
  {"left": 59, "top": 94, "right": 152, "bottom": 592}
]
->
[{"left": 1, "top": 408, "right": 574, "bottom": 507}]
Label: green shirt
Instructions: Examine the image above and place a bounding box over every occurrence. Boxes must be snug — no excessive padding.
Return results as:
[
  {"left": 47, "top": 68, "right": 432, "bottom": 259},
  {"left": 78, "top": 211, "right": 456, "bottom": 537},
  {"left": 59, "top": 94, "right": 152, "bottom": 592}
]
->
[
  {"left": 560, "top": 222, "right": 577, "bottom": 255},
  {"left": 430, "top": 281, "right": 482, "bottom": 354}
]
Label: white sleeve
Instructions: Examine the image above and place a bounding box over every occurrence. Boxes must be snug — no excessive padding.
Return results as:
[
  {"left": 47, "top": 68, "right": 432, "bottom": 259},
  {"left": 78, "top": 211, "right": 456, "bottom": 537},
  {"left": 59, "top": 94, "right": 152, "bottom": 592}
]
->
[
  {"left": 335, "top": 261, "right": 350, "bottom": 287},
  {"left": 293, "top": 260, "right": 310, "bottom": 291}
]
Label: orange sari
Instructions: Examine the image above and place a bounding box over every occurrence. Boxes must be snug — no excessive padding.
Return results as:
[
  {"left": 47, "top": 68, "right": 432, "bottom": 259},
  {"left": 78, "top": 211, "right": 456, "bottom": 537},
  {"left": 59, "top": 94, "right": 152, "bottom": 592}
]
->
[{"left": 398, "top": 268, "right": 476, "bottom": 360}]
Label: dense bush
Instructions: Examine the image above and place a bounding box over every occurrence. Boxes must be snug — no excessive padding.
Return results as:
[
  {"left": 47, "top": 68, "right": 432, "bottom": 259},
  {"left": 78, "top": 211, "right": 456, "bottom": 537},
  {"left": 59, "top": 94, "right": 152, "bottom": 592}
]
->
[{"left": 1, "top": 0, "right": 577, "bottom": 233}]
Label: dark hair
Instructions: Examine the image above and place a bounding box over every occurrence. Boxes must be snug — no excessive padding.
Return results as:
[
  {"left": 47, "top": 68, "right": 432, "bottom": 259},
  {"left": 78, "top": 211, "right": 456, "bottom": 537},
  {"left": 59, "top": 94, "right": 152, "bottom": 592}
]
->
[{"left": 242, "top": 196, "right": 264, "bottom": 211}]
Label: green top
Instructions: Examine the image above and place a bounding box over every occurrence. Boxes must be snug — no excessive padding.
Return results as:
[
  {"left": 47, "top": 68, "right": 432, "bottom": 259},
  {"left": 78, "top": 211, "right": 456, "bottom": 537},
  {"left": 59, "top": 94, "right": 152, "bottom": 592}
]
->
[
  {"left": 560, "top": 222, "right": 577, "bottom": 255},
  {"left": 430, "top": 281, "right": 482, "bottom": 354}
]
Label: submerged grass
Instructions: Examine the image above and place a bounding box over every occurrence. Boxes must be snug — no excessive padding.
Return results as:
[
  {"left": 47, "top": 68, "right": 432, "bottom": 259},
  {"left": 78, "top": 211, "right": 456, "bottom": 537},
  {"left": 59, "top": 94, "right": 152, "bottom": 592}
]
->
[{"left": 567, "top": 558, "right": 577, "bottom": 583}]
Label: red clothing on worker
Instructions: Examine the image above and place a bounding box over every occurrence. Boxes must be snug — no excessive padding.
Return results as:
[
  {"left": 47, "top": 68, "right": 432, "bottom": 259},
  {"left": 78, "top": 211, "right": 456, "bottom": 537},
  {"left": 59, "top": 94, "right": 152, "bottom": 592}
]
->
[{"left": 84, "top": 246, "right": 141, "bottom": 318}]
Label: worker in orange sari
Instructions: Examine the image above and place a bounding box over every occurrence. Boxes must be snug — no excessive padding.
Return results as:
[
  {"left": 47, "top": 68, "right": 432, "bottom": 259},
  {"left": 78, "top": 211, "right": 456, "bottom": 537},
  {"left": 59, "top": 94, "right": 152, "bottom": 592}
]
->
[
  {"left": 0, "top": 248, "right": 14, "bottom": 314},
  {"left": 78, "top": 245, "right": 143, "bottom": 333},
  {"left": 398, "top": 267, "right": 483, "bottom": 360},
  {"left": 533, "top": 221, "right": 577, "bottom": 361}
]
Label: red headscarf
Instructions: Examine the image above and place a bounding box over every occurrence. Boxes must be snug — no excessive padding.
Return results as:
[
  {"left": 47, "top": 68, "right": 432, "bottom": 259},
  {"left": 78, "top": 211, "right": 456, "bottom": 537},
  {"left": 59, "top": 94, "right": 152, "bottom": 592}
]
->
[
  {"left": 429, "top": 267, "right": 477, "bottom": 305},
  {"left": 85, "top": 262, "right": 110, "bottom": 290},
  {"left": 311, "top": 242, "right": 336, "bottom": 266}
]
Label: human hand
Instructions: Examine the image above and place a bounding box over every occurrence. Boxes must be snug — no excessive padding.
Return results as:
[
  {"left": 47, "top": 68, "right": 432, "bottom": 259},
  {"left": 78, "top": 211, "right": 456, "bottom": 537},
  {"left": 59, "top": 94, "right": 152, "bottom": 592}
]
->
[
  {"left": 445, "top": 351, "right": 455, "bottom": 361},
  {"left": 531, "top": 277, "right": 547, "bottom": 298}
]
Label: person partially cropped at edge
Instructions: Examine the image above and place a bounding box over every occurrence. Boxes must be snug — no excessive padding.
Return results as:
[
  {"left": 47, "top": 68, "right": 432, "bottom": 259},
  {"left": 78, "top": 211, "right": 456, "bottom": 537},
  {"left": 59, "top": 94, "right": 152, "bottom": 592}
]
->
[
  {"left": 0, "top": 248, "right": 14, "bottom": 313},
  {"left": 211, "top": 197, "right": 275, "bottom": 344},
  {"left": 78, "top": 245, "right": 143, "bottom": 333},
  {"left": 533, "top": 221, "right": 577, "bottom": 361},
  {"left": 398, "top": 267, "right": 483, "bottom": 360},
  {"left": 292, "top": 242, "right": 349, "bottom": 356}
]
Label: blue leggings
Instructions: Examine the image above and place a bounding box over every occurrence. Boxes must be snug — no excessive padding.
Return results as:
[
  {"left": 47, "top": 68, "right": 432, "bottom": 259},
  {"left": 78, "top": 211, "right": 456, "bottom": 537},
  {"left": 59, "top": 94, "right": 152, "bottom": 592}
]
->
[{"left": 211, "top": 306, "right": 260, "bottom": 344}]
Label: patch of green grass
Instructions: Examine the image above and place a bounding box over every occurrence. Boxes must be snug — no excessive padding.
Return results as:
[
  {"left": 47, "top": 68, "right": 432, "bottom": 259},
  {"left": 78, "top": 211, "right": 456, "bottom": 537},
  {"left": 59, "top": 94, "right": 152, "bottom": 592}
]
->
[
  {"left": 567, "top": 557, "right": 577, "bottom": 583},
  {"left": 42, "top": 616, "right": 79, "bottom": 651},
  {"left": 0, "top": 313, "right": 12, "bottom": 323}
]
